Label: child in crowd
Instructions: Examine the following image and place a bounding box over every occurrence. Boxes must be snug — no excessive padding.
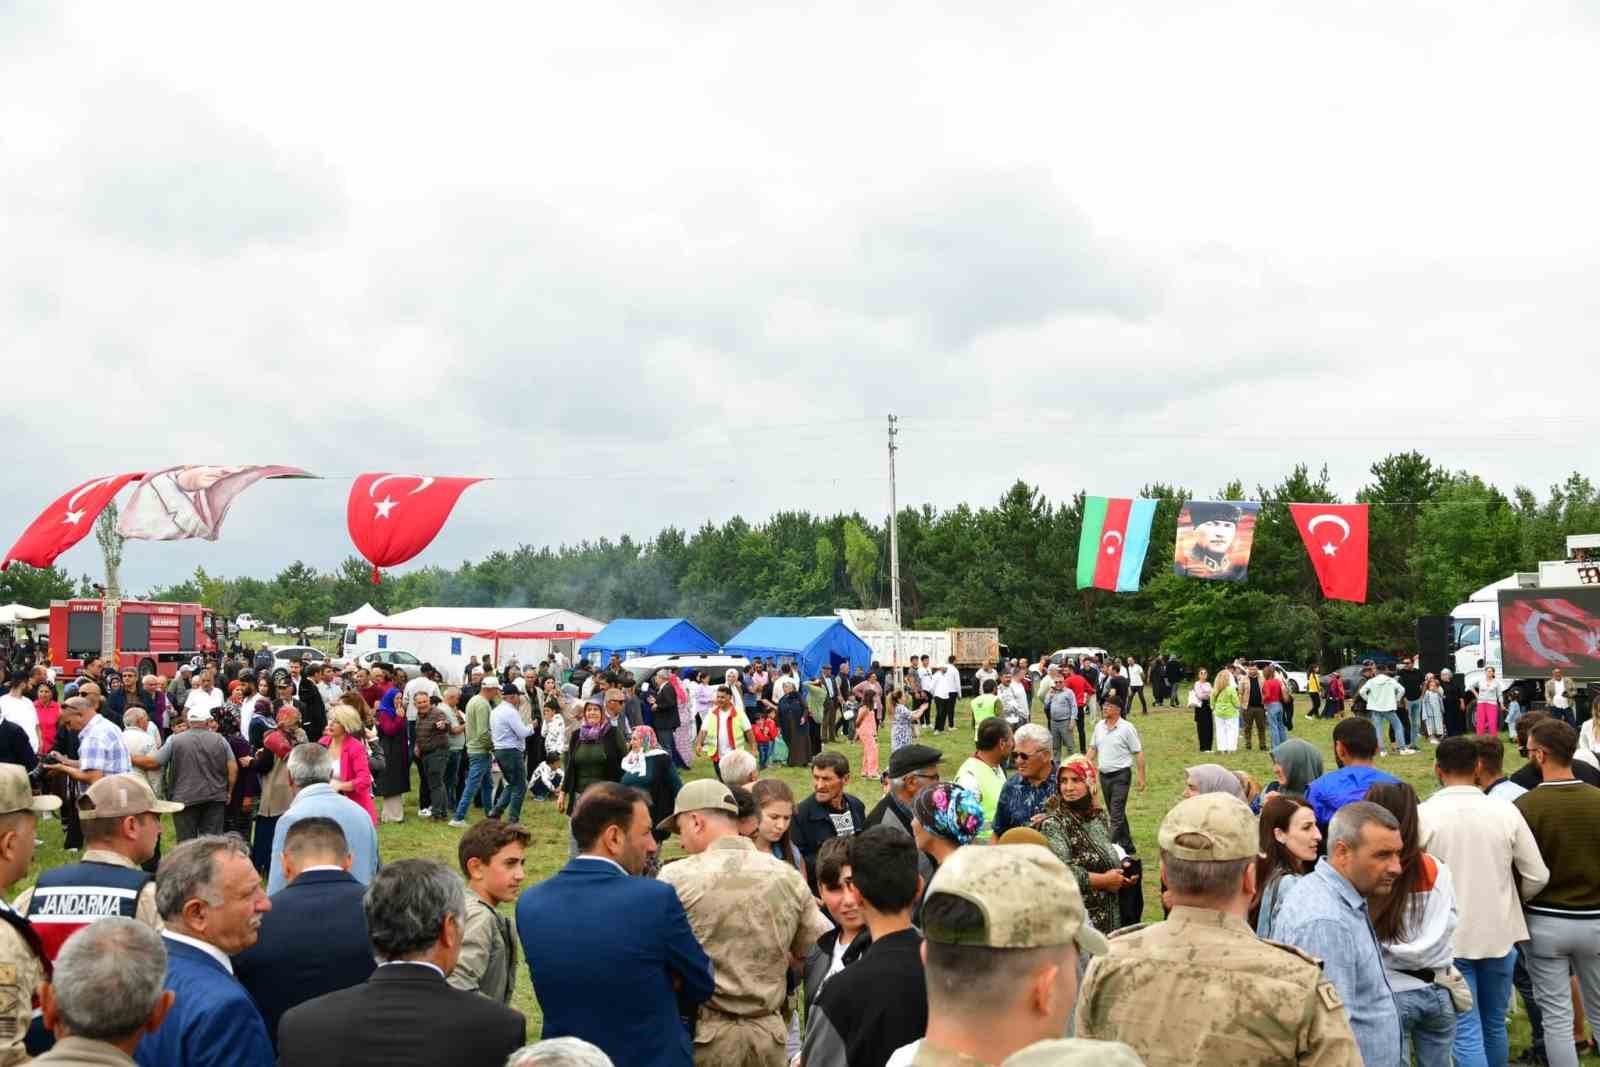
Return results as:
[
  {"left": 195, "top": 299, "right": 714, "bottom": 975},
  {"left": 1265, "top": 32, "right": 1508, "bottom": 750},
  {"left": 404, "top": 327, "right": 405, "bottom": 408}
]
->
[
  {"left": 450, "top": 819, "right": 529, "bottom": 1005},
  {"left": 752, "top": 778, "right": 805, "bottom": 876},
  {"left": 1504, "top": 685, "right": 1524, "bottom": 739},
  {"left": 530, "top": 753, "right": 563, "bottom": 800},
  {"left": 889, "top": 687, "right": 922, "bottom": 754}
]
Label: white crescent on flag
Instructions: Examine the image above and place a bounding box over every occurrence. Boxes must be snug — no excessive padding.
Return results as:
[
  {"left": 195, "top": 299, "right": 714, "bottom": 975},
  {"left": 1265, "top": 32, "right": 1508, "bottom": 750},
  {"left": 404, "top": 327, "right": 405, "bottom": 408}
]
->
[
  {"left": 1524, "top": 611, "right": 1573, "bottom": 665},
  {"left": 1102, "top": 530, "right": 1123, "bottom": 555},
  {"left": 1307, "top": 514, "right": 1351, "bottom": 542},
  {"left": 66, "top": 476, "right": 119, "bottom": 511},
  {"left": 368, "top": 475, "right": 437, "bottom": 497}
]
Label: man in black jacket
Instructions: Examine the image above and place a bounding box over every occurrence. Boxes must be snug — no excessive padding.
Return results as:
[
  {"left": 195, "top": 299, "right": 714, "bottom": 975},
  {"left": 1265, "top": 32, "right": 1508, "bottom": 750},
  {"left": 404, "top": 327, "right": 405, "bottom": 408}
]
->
[
  {"left": 297, "top": 666, "right": 328, "bottom": 748},
  {"left": 234, "top": 817, "right": 374, "bottom": 1048},
  {"left": 277, "top": 858, "right": 524, "bottom": 1066},
  {"left": 792, "top": 752, "right": 867, "bottom": 893}
]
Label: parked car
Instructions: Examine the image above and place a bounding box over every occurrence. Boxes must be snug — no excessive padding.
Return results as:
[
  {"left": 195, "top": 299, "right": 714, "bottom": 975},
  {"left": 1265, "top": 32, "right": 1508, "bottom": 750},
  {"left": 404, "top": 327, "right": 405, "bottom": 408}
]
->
[
  {"left": 1322, "top": 664, "right": 1374, "bottom": 698},
  {"left": 620, "top": 653, "right": 752, "bottom": 685},
  {"left": 1048, "top": 646, "right": 1109, "bottom": 667},
  {"left": 1249, "top": 659, "right": 1309, "bottom": 694},
  {"left": 268, "top": 645, "right": 328, "bottom": 665},
  {"left": 351, "top": 649, "right": 425, "bottom": 675}
]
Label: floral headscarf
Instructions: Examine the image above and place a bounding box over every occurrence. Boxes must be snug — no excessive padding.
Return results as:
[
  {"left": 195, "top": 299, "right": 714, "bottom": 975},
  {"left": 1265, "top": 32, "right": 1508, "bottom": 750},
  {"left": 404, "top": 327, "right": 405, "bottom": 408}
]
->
[
  {"left": 913, "top": 783, "right": 985, "bottom": 845},
  {"left": 1059, "top": 754, "right": 1098, "bottom": 788},
  {"left": 213, "top": 706, "right": 241, "bottom": 738}
]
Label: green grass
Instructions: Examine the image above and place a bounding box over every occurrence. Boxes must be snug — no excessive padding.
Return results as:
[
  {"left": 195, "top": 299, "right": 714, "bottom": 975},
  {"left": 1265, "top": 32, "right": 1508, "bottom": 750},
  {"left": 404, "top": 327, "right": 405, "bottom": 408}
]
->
[{"left": 16, "top": 691, "right": 1575, "bottom": 1055}]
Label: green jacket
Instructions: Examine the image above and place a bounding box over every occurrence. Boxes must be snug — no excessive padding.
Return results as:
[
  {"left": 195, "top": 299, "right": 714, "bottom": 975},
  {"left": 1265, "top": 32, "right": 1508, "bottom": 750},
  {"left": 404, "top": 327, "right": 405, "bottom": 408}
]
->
[{"left": 464, "top": 694, "right": 496, "bottom": 754}]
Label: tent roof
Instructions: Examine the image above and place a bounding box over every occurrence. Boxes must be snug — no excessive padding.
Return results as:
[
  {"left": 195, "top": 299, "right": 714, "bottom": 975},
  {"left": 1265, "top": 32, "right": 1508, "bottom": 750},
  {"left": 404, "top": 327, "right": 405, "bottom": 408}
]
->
[
  {"left": 579, "top": 618, "right": 719, "bottom": 658},
  {"left": 723, "top": 616, "right": 873, "bottom": 677},
  {"left": 0, "top": 604, "right": 48, "bottom": 626},
  {"left": 329, "top": 602, "right": 387, "bottom": 626},
  {"left": 359, "top": 606, "right": 606, "bottom": 639}
]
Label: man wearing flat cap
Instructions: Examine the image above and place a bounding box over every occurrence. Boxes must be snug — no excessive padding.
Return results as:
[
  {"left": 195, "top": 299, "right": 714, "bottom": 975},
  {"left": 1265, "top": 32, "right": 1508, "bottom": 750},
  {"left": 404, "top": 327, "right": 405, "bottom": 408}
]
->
[
  {"left": 1175, "top": 501, "right": 1248, "bottom": 580},
  {"left": 658, "top": 779, "right": 831, "bottom": 1066},
  {"left": 1075, "top": 794, "right": 1361, "bottom": 1066},
  {"left": 911, "top": 844, "right": 1142, "bottom": 1065}
]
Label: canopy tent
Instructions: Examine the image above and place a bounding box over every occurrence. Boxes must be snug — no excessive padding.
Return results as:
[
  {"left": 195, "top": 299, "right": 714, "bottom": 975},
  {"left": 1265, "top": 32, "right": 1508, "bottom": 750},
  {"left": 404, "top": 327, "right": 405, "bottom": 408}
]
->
[
  {"left": 329, "top": 602, "right": 387, "bottom": 627},
  {"left": 356, "top": 606, "right": 605, "bottom": 683},
  {"left": 579, "top": 618, "right": 720, "bottom": 662},
  {"left": 0, "top": 604, "right": 49, "bottom": 626},
  {"left": 722, "top": 616, "right": 873, "bottom": 680}
]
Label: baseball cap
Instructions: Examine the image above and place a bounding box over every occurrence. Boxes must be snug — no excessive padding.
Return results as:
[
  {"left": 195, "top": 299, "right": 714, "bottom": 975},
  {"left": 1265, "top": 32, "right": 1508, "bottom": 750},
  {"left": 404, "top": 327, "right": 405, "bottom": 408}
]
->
[
  {"left": 656, "top": 778, "right": 740, "bottom": 832},
  {"left": 886, "top": 743, "right": 943, "bottom": 779},
  {"left": 0, "top": 765, "right": 59, "bottom": 815},
  {"left": 480, "top": 675, "right": 501, "bottom": 689},
  {"left": 997, "top": 826, "right": 1050, "bottom": 848},
  {"left": 80, "top": 773, "right": 183, "bottom": 817},
  {"left": 1158, "top": 793, "right": 1259, "bottom": 862},
  {"left": 922, "top": 842, "right": 1108, "bottom": 956},
  {"left": 186, "top": 707, "right": 213, "bottom": 724}
]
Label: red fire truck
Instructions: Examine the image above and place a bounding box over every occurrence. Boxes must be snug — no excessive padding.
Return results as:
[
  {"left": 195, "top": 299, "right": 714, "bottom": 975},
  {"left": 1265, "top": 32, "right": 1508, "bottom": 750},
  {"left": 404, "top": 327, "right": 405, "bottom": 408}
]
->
[{"left": 48, "top": 599, "right": 222, "bottom": 679}]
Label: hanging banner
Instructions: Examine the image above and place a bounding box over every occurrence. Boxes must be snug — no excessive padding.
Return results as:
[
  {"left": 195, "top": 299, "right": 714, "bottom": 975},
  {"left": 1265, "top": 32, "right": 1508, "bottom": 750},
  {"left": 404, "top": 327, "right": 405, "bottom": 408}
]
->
[
  {"left": 1076, "top": 497, "right": 1157, "bottom": 592},
  {"left": 1289, "top": 503, "right": 1370, "bottom": 602},
  {"left": 346, "top": 473, "right": 485, "bottom": 582},
  {"left": 1173, "top": 501, "right": 1260, "bottom": 581},
  {"left": 2, "top": 473, "right": 146, "bottom": 571},
  {"left": 118, "top": 465, "right": 312, "bottom": 541}
]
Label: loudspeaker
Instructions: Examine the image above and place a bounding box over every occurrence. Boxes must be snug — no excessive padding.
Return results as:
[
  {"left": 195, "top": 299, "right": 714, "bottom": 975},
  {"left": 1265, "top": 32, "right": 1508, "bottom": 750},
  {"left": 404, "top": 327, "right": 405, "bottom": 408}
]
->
[{"left": 1415, "top": 616, "right": 1451, "bottom": 675}]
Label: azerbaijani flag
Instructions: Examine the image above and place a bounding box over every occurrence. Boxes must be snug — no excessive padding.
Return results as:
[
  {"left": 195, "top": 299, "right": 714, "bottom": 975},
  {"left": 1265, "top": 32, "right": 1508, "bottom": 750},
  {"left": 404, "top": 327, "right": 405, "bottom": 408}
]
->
[{"left": 1076, "top": 497, "right": 1157, "bottom": 592}]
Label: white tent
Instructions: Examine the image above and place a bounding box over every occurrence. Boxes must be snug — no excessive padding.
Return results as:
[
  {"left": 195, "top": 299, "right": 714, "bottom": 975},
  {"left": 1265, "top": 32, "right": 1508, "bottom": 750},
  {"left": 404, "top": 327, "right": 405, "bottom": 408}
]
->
[
  {"left": 0, "top": 604, "right": 49, "bottom": 626},
  {"left": 355, "top": 606, "right": 606, "bottom": 683},
  {"left": 329, "top": 602, "right": 388, "bottom": 627}
]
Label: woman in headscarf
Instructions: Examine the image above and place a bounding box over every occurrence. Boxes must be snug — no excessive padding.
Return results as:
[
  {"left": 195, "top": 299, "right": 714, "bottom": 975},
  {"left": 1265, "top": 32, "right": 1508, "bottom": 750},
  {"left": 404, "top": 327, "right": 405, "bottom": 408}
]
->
[
  {"left": 619, "top": 725, "right": 682, "bottom": 841},
  {"left": 1039, "top": 755, "right": 1134, "bottom": 934},
  {"left": 1265, "top": 738, "right": 1325, "bottom": 806},
  {"left": 1182, "top": 763, "right": 1246, "bottom": 800},
  {"left": 214, "top": 705, "right": 258, "bottom": 845},
  {"left": 560, "top": 700, "right": 625, "bottom": 818},
  {"left": 910, "top": 782, "right": 985, "bottom": 875},
  {"left": 373, "top": 685, "right": 410, "bottom": 823},
  {"left": 251, "top": 705, "right": 307, "bottom": 872},
  {"left": 777, "top": 678, "right": 814, "bottom": 768},
  {"left": 1188, "top": 668, "right": 1214, "bottom": 751}
]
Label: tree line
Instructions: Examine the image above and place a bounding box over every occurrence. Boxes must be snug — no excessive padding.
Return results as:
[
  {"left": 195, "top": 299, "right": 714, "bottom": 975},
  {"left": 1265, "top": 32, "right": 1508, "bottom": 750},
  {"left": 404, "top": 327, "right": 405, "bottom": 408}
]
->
[{"left": 4, "top": 451, "right": 1597, "bottom": 669}]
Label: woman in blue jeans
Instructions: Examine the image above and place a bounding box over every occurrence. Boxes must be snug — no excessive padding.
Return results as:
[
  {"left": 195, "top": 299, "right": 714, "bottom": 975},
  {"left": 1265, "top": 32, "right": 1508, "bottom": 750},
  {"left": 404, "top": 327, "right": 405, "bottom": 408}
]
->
[{"left": 1367, "top": 782, "right": 1460, "bottom": 1067}]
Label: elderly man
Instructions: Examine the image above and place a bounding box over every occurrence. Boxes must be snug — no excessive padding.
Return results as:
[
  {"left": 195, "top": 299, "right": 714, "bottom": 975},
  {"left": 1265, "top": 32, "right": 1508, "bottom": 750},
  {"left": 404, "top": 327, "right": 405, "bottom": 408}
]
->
[
  {"left": 1274, "top": 801, "right": 1405, "bottom": 1066},
  {"left": 180, "top": 670, "right": 222, "bottom": 719},
  {"left": 450, "top": 674, "right": 501, "bottom": 826},
  {"left": 45, "top": 695, "right": 131, "bottom": 789},
  {"left": 716, "top": 748, "right": 759, "bottom": 788},
  {"left": 792, "top": 752, "right": 867, "bottom": 893},
  {"left": 659, "top": 779, "right": 831, "bottom": 1067},
  {"left": 132, "top": 707, "right": 235, "bottom": 842},
  {"left": 277, "top": 859, "right": 525, "bottom": 1066},
  {"left": 993, "top": 724, "right": 1056, "bottom": 837},
  {"left": 267, "top": 743, "right": 380, "bottom": 894},
  {"left": 1546, "top": 667, "right": 1578, "bottom": 728},
  {"left": 134, "top": 836, "right": 273, "bottom": 1067},
  {"left": 36, "top": 918, "right": 174, "bottom": 1066},
  {"left": 18, "top": 774, "right": 176, "bottom": 959},
  {"left": 1077, "top": 793, "right": 1361, "bottom": 1064}
]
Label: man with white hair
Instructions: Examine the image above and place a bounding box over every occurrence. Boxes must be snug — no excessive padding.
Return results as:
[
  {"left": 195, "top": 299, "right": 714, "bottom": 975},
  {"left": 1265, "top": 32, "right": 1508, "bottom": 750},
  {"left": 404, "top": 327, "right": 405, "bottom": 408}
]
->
[
  {"left": 506, "top": 1037, "right": 615, "bottom": 1067},
  {"left": 267, "top": 743, "right": 380, "bottom": 894},
  {"left": 992, "top": 724, "right": 1056, "bottom": 836},
  {"left": 121, "top": 707, "right": 165, "bottom": 799},
  {"left": 135, "top": 836, "right": 273, "bottom": 1067},
  {"left": 718, "top": 749, "right": 759, "bottom": 788},
  {"left": 37, "top": 918, "right": 174, "bottom": 1065}
]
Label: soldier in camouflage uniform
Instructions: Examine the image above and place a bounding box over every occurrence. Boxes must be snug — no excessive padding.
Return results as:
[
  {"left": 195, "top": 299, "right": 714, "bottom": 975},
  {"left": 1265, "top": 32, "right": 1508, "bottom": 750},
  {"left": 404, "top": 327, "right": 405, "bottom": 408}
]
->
[
  {"left": 0, "top": 764, "right": 61, "bottom": 1065},
  {"left": 1075, "top": 792, "right": 1362, "bottom": 1066},
  {"left": 657, "top": 779, "right": 831, "bottom": 1067}
]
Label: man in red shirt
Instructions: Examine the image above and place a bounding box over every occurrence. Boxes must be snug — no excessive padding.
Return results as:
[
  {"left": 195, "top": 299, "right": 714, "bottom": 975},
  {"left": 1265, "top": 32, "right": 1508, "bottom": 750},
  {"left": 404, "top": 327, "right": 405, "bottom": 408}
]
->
[
  {"left": 1063, "top": 666, "right": 1095, "bottom": 755},
  {"left": 1263, "top": 665, "right": 1289, "bottom": 748}
]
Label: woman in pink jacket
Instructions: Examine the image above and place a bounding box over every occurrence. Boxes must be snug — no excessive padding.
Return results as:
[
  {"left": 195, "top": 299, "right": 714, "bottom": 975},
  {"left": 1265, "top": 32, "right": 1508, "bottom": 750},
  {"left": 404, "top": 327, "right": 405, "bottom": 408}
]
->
[{"left": 321, "top": 705, "right": 377, "bottom": 824}]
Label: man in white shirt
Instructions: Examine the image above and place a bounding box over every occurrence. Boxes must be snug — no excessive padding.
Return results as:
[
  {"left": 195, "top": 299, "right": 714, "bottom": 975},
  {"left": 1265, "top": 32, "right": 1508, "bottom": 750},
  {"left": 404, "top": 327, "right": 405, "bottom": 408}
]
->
[
  {"left": 1546, "top": 668, "right": 1577, "bottom": 728},
  {"left": 1419, "top": 736, "right": 1549, "bottom": 1067},
  {"left": 182, "top": 670, "right": 224, "bottom": 718},
  {"left": 1088, "top": 702, "right": 1145, "bottom": 850},
  {"left": 487, "top": 687, "right": 535, "bottom": 823},
  {"left": 1126, "top": 658, "right": 1147, "bottom": 714},
  {"left": 316, "top": 664, "right": 344, "bottom": 711},
  {"left": 932, "top": 657, "right": 961, "bottom": 733},
  {"left": 403, "top": 667, "right": 443, "bottom": 723},
  {"left": 0, "top": 671, "right": 40, "bottom": 753}
]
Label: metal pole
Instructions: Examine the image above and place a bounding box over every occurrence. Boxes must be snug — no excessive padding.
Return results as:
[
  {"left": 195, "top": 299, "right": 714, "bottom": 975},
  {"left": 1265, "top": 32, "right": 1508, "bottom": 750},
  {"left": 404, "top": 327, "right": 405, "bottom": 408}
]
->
[{"left": 888, "top": 414, "right": 903, "bottom": 691}]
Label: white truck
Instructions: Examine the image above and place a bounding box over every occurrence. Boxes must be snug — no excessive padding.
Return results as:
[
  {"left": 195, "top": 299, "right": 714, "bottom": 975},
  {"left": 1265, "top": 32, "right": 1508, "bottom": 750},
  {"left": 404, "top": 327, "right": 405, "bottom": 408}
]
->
[
  {"left": 834, "top": 610, "right": 1002, "bottom": 691},
  {"left": 1448, "top": 533, "right": 1600, "bottom": 697}
]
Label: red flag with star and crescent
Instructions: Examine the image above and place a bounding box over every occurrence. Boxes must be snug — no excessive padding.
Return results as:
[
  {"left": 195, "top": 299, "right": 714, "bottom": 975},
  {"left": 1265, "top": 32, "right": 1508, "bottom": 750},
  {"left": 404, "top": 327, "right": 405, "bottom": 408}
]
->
[
  {"left": 1289, "top": 503, "right": 1370, "bottom": 602},
  {"left": 3, "top": 473, "right": 145, "bottom": 571},
  {"left": 346, "top": 473, "right": 485, "bottom": 583}
]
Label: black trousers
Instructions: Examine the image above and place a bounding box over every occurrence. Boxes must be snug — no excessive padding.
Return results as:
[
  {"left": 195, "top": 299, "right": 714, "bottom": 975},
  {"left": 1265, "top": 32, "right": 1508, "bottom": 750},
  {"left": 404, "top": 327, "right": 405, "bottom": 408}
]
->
[
  {"left": 1101, "top": 767, "right": 1134, "bottom": 851},
  {"left": 1195, "top": 703, "right": 1213, "bottom": 751},
  {"left": 1076, "top": 714, "right": 1087, "bottom": 755},
  {"left": 934, "top": 696, "right": 956, "bottom": 732},
  {"left": 174, "top": 801, "right": 226, "bottom": 842}
]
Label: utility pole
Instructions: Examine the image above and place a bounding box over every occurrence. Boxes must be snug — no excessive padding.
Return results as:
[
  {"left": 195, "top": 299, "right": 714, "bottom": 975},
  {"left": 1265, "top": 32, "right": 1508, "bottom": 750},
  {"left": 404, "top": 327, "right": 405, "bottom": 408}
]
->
[
  {"left": 887, "top": 414, "right": 903, "bottom": 690},
  {"left": 95, "top": 502, "right": 124, "bottom": 667}
]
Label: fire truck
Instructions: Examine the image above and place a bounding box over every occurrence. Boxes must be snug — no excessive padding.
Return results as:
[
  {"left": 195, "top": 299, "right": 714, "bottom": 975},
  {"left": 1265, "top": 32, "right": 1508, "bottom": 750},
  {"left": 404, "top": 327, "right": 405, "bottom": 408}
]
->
[{"left": 48, "top": 599, "right": 222, "bottom": 679}]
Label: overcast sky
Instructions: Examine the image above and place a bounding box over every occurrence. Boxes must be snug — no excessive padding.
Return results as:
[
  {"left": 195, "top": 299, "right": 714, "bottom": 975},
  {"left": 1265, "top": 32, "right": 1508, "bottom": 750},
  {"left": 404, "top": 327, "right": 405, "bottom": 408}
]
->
[{"left": 6, "top": 1, "right": 1598, "bottom": 593}]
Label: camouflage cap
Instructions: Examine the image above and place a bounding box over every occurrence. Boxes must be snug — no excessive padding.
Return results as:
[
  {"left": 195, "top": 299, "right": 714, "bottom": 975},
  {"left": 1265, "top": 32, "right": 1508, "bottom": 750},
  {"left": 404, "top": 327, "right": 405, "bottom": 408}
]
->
[
  {"left": 81, "top": 773, "right": 184, "bottom": 818},
  {"left": 923, "top": 843, "right": 1109, "bottom": 956},
  {"left": 1158, "top": 792, "right": 1259, "bottom": 862},
  {"left": 0, "top": 764, "right": 59, "bottom": 816}
]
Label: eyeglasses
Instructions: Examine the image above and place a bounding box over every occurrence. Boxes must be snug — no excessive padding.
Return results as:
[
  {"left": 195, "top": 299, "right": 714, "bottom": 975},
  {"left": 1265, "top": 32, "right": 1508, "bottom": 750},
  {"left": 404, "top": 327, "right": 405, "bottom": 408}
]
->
[{"left": 1015, "top": 749, "right": 1043, "bottom": 761}]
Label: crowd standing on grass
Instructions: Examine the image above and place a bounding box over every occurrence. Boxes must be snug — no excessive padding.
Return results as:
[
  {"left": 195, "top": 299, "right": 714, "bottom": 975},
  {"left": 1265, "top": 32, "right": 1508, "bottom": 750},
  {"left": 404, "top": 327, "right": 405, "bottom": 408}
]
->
[{"left": 0, "top": 643, "right": 1596, "bottom": 1066}]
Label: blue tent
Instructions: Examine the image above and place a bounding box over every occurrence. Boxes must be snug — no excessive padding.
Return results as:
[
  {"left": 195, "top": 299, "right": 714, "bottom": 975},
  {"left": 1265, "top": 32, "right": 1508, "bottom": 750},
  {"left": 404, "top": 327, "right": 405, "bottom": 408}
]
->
[
  {"left": 578, "top": 618, "right": 720, "bottom": 661},
  {"left": 722, "top": 617, "right": 873, "bottom": 680}
]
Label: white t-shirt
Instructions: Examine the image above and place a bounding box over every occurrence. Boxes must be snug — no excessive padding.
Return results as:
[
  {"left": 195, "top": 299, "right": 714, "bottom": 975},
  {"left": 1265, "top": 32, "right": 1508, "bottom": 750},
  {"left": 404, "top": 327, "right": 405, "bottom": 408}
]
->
[
  {"left": 183, "top": 687, "right": 223, "bottom": 716},
  {"left": 402, "top": 676, "right": 443, "bottom": 722},
  {"left": 1090, "top": 718, "right": 1143, "bottom": 773},
  {"left": 1129, "top": 664, "right": 1145, "bottom": 687},
  {"left": 1551, "top": 680, "right": 1571, "bottom": 710},
  {"left": 122, "top": 728, "right": 164, "bottom": 797},
  {"left": 1473, "top": 678, "right": 1505, "bottom": 705},
  {"left": 0, "top": 695, "right": 39, "bottom": 753}
]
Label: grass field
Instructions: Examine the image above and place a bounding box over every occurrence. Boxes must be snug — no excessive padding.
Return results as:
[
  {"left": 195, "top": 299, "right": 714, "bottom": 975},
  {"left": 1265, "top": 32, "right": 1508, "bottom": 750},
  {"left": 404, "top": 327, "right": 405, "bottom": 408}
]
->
[{"left": 17, "top": 689, "right": 1575, "bottom": 1056}]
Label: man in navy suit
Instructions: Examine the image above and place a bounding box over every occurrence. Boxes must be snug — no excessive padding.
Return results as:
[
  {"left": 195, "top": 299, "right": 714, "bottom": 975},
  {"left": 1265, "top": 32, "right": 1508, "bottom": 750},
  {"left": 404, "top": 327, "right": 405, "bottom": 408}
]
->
[
  {"left": 234, "top": 817, "right": 376, "bottom": 1049},
  {"left": 517, "top": 782, "right": 714, "bottom": 1067},
  {"left": 135, "top": 836, "right": 274, "bottom": 1067}
]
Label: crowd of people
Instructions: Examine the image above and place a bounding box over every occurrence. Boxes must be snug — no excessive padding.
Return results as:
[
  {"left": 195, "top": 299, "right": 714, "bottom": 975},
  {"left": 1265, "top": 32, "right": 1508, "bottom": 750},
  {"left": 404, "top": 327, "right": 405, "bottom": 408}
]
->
[{"left": 0, "top": 636, "right": 1595, "bottom": 1066}]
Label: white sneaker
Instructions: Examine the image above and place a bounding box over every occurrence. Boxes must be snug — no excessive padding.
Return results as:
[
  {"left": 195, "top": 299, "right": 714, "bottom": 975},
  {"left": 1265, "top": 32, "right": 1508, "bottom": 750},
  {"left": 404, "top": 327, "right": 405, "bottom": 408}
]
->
[
  {"left": 448, "top": 819, "right": 468, "bottom": 828},
  {"left": 419, "top": 808, "right": 431, "bottom": 818}
]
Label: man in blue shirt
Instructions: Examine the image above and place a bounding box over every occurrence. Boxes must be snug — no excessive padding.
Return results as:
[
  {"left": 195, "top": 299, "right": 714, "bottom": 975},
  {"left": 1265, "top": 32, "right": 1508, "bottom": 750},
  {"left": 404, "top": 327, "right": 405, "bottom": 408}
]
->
[
  {"left": 1303, "top": 717, "right": 1399, "bottom": 829},
  {"left": 267, "top": 743, "right": 380, "bottom": 894},
  {"left": 992, "top": 724, "right": 1056, "bottom": 836},
  {"left": 1274, "top": 799, "right": 1405, "bottom": 1067}
]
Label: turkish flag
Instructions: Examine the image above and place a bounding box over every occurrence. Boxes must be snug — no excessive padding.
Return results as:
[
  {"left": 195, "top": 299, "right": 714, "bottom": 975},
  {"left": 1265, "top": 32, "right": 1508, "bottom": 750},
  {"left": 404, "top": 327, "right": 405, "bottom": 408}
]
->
[
  {"left": 346, "top": 473, "right": 485, "bottom": 582},
  {"left": 3, "top": 474, "right": 145, "bottom": 571},
  {"left": 1289, "top": 503, "right": 1370, "bottom": 602}
]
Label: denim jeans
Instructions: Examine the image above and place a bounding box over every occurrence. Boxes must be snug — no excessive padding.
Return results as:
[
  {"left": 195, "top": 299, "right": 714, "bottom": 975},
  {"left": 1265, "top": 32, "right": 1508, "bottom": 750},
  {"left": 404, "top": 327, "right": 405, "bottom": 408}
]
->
[
  {"left": 443, "top": 749, "right": 463, "bottom": 813},
  {"left": 453, "top": 752, "right": 495, "bottom": 821},
  {"left": 1266, "top": 702, "right": 1287, "bottom": 747},
  {"left": 488, "top": 747, "right": 528, "bottom": 823},
  {"left": 1455, "top": 950, "right": 1517, "bottom": 1067},
  {"left": 1370, "top": 709, "right": 1406, "bottom": 751},
  {"left": 756, "top": 740, "right": 773, "bottom": 770},
  {"left": 1395, "top": 985, "right": 1456, "bottom": 1067},
  {"left": 1408, "top": 698, "right": 1425, "bottom": 742}
]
